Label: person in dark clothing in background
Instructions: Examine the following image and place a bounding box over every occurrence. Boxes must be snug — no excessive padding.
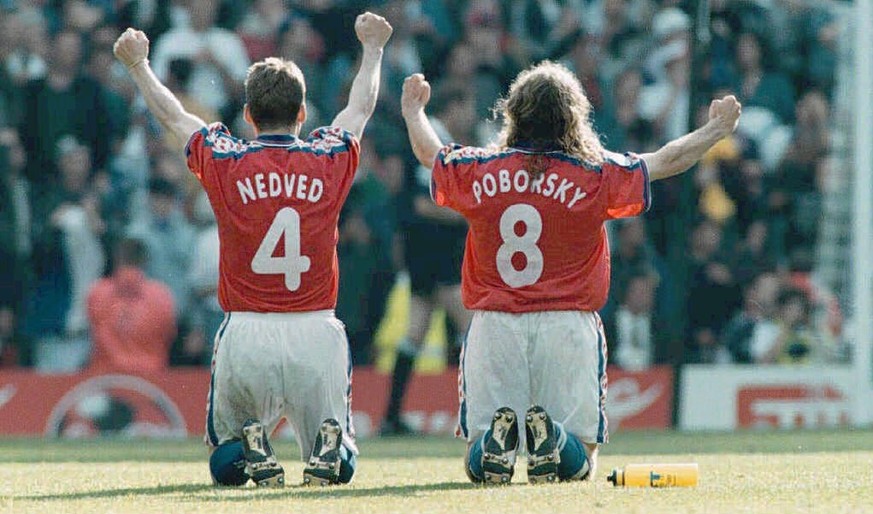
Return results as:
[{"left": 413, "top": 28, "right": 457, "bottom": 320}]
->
[
  {"left": 337, "top": 138, "right": 403, "bottom": 366},
  {"left": 0, "top": 129, "right": 31, "bottom": 365},
  {"left": 381, "top": 86, "right": 473, "bottom": 436},
  {"left": 20, "top": 30, "right": 111, "bottom": 184}
]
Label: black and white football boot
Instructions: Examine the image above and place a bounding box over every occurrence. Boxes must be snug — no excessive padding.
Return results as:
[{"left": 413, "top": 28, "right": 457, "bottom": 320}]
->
[
  {"left": 525, "top": 405, "right": 560, "bottom": 484},
  {"left": 241, "top": 419, "right": 285, "bottom": 487},
  {"left": 303, "top": 418, "right": 344, "bottom": 486},
  {"left": 481, "top": 407, "right": 519, "bottom": 485}
]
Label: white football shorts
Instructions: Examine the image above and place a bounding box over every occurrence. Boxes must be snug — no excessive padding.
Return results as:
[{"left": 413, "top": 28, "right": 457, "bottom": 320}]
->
[
  {"left": 457, "top": 310, "right": 608, "bottom": 448},
  {"left": 205, "top": 310, "right": 358, "bottom": 458}
]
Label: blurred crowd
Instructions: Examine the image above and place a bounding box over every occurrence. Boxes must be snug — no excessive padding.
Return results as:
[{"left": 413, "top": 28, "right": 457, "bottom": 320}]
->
[{"left": 0, "top": 0, "right": 847, "bottom": 374}]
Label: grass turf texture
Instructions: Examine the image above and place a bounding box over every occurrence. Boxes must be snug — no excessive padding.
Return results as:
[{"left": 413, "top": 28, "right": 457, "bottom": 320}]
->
[{"left": 1, "top": 430, "right": 872, "bottom": 513}]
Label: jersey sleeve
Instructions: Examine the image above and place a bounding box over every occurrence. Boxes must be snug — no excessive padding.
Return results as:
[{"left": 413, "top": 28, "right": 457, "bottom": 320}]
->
[
  {"left": 305, "top": 126, "right": 361, "bottom": 191},
  {"left": 431, "top": 144, "right": 489, "bottom": 209},
  {"left": 602, "top": 151, "right": 652, "bottom": 219},
  {"left": 185, "top": 122, "right": 234, "bottom": 181}
]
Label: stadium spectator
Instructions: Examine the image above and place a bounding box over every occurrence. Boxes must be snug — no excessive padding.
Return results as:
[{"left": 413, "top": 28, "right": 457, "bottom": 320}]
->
[
  {"left": 605, "top": 218, "right": 659, "bottom": 317},
  {"left": 20, "top": 29, "right": 111, "bottom": 183},
  {"left": 604, "top": 217, "right": 679, "bottom": 359},
  {"left": 730, "top": 219, "right": 781, "bottom": 286},
  {"left": 237, "top": 0, "right": 286, "bottom": 62},
  {"left": 751, "top": 287, "right": 816, "bottom": 364},
  {"left": 126, "top": 177, "right": 195, "bottom": 317},
  {"left": 594, "top": 0, "right": 650, "bottom": 79},
  {"left": 150, "top": 0, "right": 250, "bottom": 121},
  {"left": 0, "top": 129, "right": 30, "bottom": 365},
  {"left": 803, "top": 4, "right": 840, "bottom": 95},
  {"left": 379, "top": 0, "right": 426, "bottom": 106},
  {"left": 639, "top": 39, "right": 690, "bottom": 143},
  {"left": 438, "top": 40, "right": 492, "bottom": 138},
  {"left": 503, "top": 0, "right": 567, "bottom": 61},
  {"left": 685, "top": 219, "right": 739, "bottom": 364},
  {"left": 564, "top": 34, "right": 612, "bottom": 133},
  {"left": 600, "top": 66, "right": 656, "bottom": 153},
  {"left": 87, "top": 237, "right": 177, "bottom": 373},
  {"left": 184, "top": 191, "right": 221, "bottom": 365},
  {"left": 730, "top": 32, "right": 796, "bottom": 124},
  {"left": 717, "top": 141, "right": 775, "bottom": 240},
  {"left": 85, "top": 26, "right": 131, "bottom": 147},
  {"left": 62, "top": 0, "right": 106, "bottom": 34},
  {"left": 785, "top": 250, "right": 846, "bottom": 362},
  {"left": 1, "top": 9, "right": 48, "bottom": 89},
  {"left": 0, "top": 14, "right": 25, "bottom": 127},
  {"left": 764, "top": 0, "right": 809, "bottom": 80},
  {"left": 460, "top": 0, "right": 522, "bottom": 119},
  {"left": 772, "top": 91, "right": 830, "bottom": 255},
  {"left": 24, "top": 136, "right": 106, "bottom": 372},
  {"left": 161, "top": 58, "right": 219, "bottom": 150},
  {"left": 393, "top": 0, "right": 454, "bottom": 76},
  {"left": 721, "top": 270, "right": 782, "bottom": 363},
  {"left": 336, "top": 138, "right": 402, "bottom": 366},
  {"left": 275, "top": 16, "right": 328, "bottom": 126},
  {"left": 645, "top": 6, "right": 690, "bottom": 86},
  {"left": 610, "top": 273, "right": 659, "bottom": 371}
]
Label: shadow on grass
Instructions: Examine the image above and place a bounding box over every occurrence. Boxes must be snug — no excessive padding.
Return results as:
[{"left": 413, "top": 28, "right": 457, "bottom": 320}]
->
[
  {"left": 18, "top": 481, "right": 477, "bottom": 502},
  {"left": 17, "top": 483, "right": 215, "bottom": 501}
]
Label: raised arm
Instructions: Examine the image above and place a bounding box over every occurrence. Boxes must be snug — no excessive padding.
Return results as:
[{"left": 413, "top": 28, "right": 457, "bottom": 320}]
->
[
  {"left": 113, "top": 28, "right": 205, "bottom": 145},
  {"left": 400, "top": 74, "right": 443, "bottom": 168},
  {"left": 331, "top": 12, "right": 393, "bottom": 139},
  {"left": 640, "top": 95, "right": 742, "bottom": 181}
]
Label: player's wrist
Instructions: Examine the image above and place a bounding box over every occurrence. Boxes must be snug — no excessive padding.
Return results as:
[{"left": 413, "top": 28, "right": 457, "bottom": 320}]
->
[
  {"left": 705, "top": 119, "right": 731, "bottom": 140},
  {"left": 126, "top": 58, "right": 149, "bottom": 71},
  {"left": 361, "top": 43, "right": 385, "bottom": 54},
  {"left": 401, "top": 106, "right": 424, "bottom": 120}
]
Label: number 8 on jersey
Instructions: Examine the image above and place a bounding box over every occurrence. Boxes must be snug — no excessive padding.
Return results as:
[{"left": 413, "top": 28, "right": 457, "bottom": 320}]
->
[{"left": 496, "top": 203, "right": 543, "bottom": 288}]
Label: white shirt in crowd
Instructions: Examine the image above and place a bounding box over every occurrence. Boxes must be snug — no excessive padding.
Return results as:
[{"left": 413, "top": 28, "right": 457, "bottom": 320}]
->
[
  {"left": 151, "top": 27, "right": 250, "bottom": 113},
  {"left": 614, "top": 306, "right": 653, "bottom": 371}
]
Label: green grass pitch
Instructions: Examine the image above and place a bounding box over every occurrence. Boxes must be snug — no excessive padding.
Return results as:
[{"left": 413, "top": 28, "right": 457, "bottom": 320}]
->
[{"left": 2, "top": 429, "right": 872, "bottom": 513}]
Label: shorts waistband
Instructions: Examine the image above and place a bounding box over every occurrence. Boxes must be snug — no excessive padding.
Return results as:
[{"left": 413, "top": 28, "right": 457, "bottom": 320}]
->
[{"left": 228, "top": 310, "right": 336, "bottom": 322}]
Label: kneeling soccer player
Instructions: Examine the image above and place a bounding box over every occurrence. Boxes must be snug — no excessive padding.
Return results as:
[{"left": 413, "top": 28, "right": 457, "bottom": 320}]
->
[
  {"left": 113, "top": 12, "right": 393, "bottom": 486},
  {"left": 400, "top": 61, "right": 741, "bottom": 483}
]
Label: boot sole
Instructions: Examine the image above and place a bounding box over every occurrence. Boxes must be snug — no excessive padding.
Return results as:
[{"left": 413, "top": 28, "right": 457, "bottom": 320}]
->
[{"left": 526, "top": 407, "right": 559, "bottom": 484}]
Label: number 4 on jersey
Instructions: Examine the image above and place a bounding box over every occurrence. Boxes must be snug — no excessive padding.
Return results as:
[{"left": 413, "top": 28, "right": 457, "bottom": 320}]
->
[{"left": 252, "top": 207, "right": 311, "bottom": 291}]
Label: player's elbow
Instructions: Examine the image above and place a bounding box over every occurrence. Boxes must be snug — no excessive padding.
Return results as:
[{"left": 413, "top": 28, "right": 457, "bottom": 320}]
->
[
  {"left": 417, "top": 151, "right": 436, "bottom": 170},
  {"left": 646, "top": 150, "right": 689, "bottom": 181}
]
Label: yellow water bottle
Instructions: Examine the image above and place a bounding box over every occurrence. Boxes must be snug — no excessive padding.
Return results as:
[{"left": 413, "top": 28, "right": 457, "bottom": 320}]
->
[{"left": 607, "top": 463, "right": 699, "bottom": 487}]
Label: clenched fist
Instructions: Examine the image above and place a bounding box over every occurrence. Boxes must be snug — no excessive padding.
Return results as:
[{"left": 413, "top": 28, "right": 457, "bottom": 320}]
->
[
  {"left": 401, "top": 74, "right": 431, "bottom": 118},
  {"left": 355, "top": 12, "right": 393, "bottom": 50},
  {"left": 708, "top": 95, "right": 742, "bottom": 137},
  {"left": 113, "top": 27, "right": 150, "bottom": 69}
]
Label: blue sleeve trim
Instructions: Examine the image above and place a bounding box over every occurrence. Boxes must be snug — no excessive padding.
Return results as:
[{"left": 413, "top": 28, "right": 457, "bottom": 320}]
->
[
  {"left": 303, "top": 126, "right": 357, "bottom": 156},
  {"left": 184, "top": 126, "right": 209, "bottom": 158},
  {"left": 638, "top": 155, "right": 652, "bottom": 213}
]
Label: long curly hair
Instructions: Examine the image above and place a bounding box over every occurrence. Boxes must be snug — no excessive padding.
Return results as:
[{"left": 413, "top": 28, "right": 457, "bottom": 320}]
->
[{"left": 495, "top": 61, "right": 604, "bottom": 174}]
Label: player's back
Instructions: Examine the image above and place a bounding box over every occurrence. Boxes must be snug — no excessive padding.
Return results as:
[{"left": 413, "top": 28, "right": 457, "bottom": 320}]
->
[
  {"left": 186, "top": 123, "right": 359, "bottom": 312},
  {"left": 431, "top": 145, "right": 650, "bottom": 313}
]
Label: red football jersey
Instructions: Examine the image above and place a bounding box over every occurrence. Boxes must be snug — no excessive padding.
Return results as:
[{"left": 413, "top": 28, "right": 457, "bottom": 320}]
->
[
  {"left": 186, "top": 123, "right": 360, "bottom": 312},
  {"left": 431, "top": 145, "right": 650, "bottom": 313}
]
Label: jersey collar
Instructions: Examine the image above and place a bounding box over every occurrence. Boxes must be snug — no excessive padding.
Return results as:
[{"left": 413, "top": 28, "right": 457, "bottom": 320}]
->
[
  {"left": 511, "top": 140, "right": 563, "bottom": 152},
  {"left": 256, "top": 133, "right": 299, "bottom": 145}
]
